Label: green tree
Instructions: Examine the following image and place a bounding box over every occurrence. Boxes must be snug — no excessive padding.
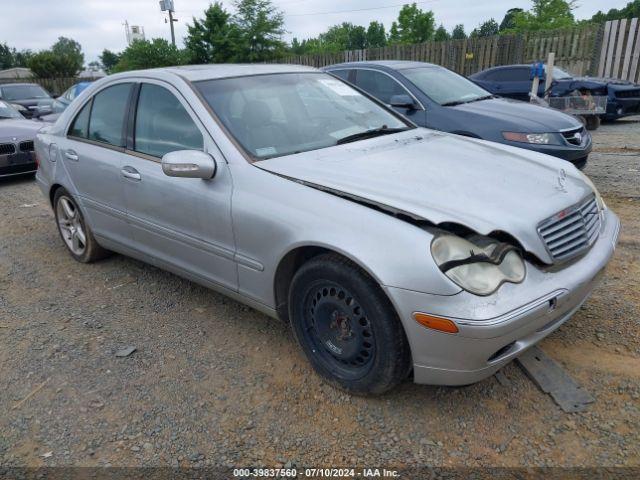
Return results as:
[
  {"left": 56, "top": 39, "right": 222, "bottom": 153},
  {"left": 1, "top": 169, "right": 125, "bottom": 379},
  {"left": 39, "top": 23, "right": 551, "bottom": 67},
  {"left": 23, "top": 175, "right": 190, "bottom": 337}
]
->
[
  {"left": 185, "top": 2, "right": 242, "bottom": 63},
  {"left": 290, "top": 37, "right": 305, "bottom": 55},
  {"left": 590, "top": 1, "right": 640, "bottom": 22},
  {"left": 390, "top": 3, "right": 435, "bottom": 44},
  {"left": 366, "top": 21, "right": 387, "bottom": 48},
  {"left": 451, "top": 24, "right": 466, "bottom": 39},
  {"left": 499, "top": 8, "right": 523, "bottom": 31},
  {"left": 99, "top": 49, "right": 120, "bottom": 73},
  {"left": 113, "top": 38, "right": 186, "bottom": 72},
  {"left": 319, "top": 23, "right": 367, "bottom": 51},
  {"left": 507, "top": 0, "right": 576, "bottom": 33},
  {"left": 27, "top": 37, "right": 84, "bottom": 77},
  {"left": 434, "top": 24, "right": 450, "bottom": 42},
  {"left": 233, "top": 0, "right": 286, "bottom": 62},
  {"left": 471, "top": 19, "right": 500, "bottom": 37},
  {"left": 0, "top": 43, "right": 14, "bottom": 70},
  {"left": 13, "top": 50, "right": 34, "bottom": 68}
]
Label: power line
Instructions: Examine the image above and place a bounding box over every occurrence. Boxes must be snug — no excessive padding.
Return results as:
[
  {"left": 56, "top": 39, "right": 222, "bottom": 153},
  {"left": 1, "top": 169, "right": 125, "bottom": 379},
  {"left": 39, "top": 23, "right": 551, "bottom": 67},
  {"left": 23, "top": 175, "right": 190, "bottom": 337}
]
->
[{"left": 284, "top": 0, "right": 439, "bottom": 17}]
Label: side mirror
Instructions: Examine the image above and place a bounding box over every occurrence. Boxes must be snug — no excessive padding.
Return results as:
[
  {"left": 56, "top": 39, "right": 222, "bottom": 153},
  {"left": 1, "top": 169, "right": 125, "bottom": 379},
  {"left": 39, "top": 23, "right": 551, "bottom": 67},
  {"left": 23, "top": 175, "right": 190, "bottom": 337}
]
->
[
  {"left": 390, "top": 94, "right": 418, "bottom": 110},
  {"left": 162, "top": 150, "right": 217, "bottom": 179}
]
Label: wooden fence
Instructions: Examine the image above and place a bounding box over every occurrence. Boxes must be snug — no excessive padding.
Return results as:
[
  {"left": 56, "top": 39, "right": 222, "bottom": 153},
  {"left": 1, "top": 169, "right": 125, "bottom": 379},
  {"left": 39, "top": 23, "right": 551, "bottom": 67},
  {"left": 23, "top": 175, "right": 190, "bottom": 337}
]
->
[
  {"left": 598, "top": 17, "right": 640, "bottom": 83},
  {"left": 0, "top": 77, "right": 102, "bottom": 96},
  {"left": 273, "top": 24, "right": 603, "bottom": 77}
]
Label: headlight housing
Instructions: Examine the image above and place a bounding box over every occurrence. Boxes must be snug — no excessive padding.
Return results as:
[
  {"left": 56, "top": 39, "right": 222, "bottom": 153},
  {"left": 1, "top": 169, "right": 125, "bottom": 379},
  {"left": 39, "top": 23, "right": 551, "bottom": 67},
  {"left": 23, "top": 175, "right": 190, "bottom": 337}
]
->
[
  {"left": 10, "top": 103, "right": 27, "bottom": 112},
  {"left": 502, "top": 131, "right": 558, "bottom": 145},
  {"left": 431, "top": 235, "right": 526, "bottom": 296}
]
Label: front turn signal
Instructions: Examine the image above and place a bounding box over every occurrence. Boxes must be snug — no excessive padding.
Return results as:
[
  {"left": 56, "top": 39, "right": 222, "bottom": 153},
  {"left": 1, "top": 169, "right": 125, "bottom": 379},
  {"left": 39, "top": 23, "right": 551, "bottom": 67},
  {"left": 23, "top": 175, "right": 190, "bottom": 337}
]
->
[{"left": 413, "top": 313, "right": 459, "bottom": 334}]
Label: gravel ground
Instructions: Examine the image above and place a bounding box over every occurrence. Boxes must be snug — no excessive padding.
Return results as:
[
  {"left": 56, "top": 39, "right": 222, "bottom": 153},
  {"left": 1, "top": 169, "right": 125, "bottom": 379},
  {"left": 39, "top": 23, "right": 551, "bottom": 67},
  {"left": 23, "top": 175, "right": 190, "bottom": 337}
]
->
[{"left": 0, "top": 118, "right": 639, "bottom": 471}]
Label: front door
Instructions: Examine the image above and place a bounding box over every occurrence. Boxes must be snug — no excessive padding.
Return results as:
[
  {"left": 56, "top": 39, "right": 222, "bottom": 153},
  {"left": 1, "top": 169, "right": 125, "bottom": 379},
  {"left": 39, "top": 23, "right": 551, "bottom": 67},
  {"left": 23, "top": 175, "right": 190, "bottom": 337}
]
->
[{"left": 121, "top": 82, "right": 237, "bottom": 291}]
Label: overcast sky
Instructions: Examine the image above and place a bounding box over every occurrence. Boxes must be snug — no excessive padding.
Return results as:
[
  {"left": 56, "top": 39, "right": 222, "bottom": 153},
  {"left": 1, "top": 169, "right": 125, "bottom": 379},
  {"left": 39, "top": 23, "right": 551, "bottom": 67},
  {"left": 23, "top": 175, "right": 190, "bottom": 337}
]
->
[{"left": 2, "top": 0, "right": 628, "bottom": 63}]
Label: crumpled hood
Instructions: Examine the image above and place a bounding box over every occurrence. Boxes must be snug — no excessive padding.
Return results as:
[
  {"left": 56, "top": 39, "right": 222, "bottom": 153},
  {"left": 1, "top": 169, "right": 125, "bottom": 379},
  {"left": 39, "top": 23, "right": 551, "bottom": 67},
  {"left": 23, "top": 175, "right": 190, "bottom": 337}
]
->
[
  {"left": 0, "top": 118, "right": 44, "bottom": 142},
  {"left": 257, "top": 129, "right": 594, "bottom": 264},
  {"left": 451, "top": 98, "right": 581, "bottom": 132}
]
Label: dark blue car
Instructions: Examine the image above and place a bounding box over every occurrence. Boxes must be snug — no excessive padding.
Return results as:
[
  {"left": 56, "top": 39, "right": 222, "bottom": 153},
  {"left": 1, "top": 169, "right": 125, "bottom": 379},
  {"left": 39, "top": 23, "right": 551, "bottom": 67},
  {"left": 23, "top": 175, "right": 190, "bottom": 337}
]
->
[
  {"left": 324, "top": 61, "right": 591, "bottom": 169},
  {"left": 469, "top": 64, "right": 640, "bottom": 121}
]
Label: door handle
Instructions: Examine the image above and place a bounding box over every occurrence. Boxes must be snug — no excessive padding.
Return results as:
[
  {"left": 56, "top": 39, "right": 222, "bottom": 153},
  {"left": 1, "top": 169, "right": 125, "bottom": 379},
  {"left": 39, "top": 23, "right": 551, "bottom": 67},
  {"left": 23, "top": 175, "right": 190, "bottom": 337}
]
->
[
  {"left": 64, "top": 149, "right": 78, "bottom": 161},
  {"left": 121, "top": 166, "right": 141, "bottom": 181}
]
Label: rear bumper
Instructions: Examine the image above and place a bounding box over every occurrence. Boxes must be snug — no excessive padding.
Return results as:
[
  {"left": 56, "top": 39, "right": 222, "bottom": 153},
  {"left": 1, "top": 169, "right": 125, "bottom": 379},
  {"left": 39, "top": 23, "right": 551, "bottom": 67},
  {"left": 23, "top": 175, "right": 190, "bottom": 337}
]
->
[{"left": 384, "top": 209, "right": 620, "bottom": 386}]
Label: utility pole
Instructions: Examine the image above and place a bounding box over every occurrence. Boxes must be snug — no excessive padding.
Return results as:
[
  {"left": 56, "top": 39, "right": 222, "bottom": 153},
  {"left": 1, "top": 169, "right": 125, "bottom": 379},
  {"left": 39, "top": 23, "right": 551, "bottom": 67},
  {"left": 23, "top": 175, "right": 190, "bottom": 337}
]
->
[
  {"left": 159, "top": 0, "right": 177, "bottom": 46},
  {"left": 169, "top": 9, "right": 176, "bottom": 46}
]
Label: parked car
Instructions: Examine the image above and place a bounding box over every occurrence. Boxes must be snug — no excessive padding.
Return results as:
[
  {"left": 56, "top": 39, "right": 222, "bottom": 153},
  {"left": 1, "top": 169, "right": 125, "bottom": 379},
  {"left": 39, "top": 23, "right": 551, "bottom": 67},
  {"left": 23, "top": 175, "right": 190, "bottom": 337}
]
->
[
  {"left": 40, "top": 82, "right": 92, "bottom": 123},
  {"left": 35, "top": 65, "right": 619, "bottom": 394},
  {"left": 0, "top": 100, "right": 41, "bottom": 177},
  {"left": 469, "top": 64, "right": 640, "bottom": 121},
  {"left": 0, "top": 83, "right": 54, "bottom": 119},
  {"left": 324, "top": 61, "right": 591, "bottom": 169}
]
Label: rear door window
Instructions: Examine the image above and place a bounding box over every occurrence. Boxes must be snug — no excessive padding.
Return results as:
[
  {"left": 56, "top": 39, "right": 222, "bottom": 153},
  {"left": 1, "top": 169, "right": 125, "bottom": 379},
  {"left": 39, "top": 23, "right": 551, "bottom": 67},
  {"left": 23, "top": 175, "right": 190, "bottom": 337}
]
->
[
  {"left": 87, "top": 83, "right": 132, "bottom": 147},
  {"left": 495, "top": 68, "right": 530, "bottom": 82},
  {"left": 68, "top": 101, "right": 92, "bottom": 138}
]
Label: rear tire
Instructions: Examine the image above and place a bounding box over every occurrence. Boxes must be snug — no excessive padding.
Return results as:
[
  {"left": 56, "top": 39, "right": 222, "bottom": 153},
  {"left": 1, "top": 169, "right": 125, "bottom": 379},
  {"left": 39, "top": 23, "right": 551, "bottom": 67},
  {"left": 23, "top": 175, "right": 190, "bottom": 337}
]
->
[
  {"left": 289, "top": 253, "right": 412, "bottom": 395},
  {"left": 53, "top": 188, "right": 111, "bottom": 263},
  {"left": 585, "top": 115, "right": 601, "bottom": 131}
]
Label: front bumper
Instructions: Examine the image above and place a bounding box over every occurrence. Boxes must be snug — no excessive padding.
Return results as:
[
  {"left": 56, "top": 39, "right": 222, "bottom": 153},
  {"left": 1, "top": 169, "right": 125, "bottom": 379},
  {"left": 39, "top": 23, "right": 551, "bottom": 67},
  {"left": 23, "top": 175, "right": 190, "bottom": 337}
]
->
[
  {"left": 0, "top": 151, "right": 37, "bottom": 177},
  {"left": 385, "top": 208, "right": 620, "bottom": 386},
  {"left": 604, "top": 97, "right": 640, "bottom": 120}
]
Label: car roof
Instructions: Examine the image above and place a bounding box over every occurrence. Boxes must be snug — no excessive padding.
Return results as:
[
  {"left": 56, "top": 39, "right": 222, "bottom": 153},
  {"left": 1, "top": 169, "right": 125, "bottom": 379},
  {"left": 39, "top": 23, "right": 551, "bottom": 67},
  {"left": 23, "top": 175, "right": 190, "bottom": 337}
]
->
[
  {"left": 0, "top": 82, "right": 42, "bottom": 87},
  {"left": 325, "top": 60, "right": 440, "bottom": 71},
  {"left": 108, "top": 64, "right": 320, "bottom": 83}
]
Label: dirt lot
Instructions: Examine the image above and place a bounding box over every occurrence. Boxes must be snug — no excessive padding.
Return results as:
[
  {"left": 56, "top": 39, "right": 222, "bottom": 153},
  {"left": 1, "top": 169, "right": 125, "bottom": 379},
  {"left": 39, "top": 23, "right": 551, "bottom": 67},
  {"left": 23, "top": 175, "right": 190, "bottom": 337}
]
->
[{"left": 1, "top": 118, "right": 639, "bottom": 472}]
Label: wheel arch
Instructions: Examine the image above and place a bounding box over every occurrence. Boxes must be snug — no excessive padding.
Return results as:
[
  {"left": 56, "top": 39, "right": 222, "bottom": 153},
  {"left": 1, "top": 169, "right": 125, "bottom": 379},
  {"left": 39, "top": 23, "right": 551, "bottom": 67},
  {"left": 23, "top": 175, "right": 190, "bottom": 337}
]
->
[
  {"left": 49, "top": 183, "right": 64, "bottom": 206},
  {"left": 273, "top": 244, "right": 387, "bottom": 323}
]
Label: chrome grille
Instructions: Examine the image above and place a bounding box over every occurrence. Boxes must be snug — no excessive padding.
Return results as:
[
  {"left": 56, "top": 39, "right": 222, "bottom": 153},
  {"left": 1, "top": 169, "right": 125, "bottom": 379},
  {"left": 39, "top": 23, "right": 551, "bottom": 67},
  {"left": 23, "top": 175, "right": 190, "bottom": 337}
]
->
[
  {"left": 561, "top": 127, "right": 584, "bottom": 146},
  {"left": 19, "top": 140, "right": 34, "bottom": 152},
  {"left": 0, "top": 143, "right": 16, "bottom": 155},
  {"left": 538, "top": 195, "right": 601, "bottom": 262}
]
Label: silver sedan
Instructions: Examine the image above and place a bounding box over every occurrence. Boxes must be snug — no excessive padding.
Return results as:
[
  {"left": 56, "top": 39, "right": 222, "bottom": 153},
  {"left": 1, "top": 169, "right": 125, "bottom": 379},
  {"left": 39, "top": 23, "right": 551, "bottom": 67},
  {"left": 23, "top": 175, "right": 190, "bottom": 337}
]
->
[{"left": 35, "top": 65, "right": 619, "bottom": 394}]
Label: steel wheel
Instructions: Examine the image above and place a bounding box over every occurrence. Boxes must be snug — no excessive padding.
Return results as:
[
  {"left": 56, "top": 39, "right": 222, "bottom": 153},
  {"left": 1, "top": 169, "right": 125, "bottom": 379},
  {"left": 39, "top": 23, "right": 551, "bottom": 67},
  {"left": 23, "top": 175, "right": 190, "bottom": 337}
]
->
[
  {"left": 56, "top": 195, "right": 87, "bottom": 256},
  {"left": 302, "top": 280, "right": 376, "bottom": 380}
]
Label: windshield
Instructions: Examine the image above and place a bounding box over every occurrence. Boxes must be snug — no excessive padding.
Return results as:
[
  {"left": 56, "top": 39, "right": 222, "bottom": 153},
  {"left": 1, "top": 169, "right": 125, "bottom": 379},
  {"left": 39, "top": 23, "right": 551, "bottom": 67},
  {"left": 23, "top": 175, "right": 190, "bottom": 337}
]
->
[
  {"left": 1, "top": 84, "right": 50, "bottom": 101},
  {"left": 402, "top": 67, "right": 491, "bottom": 106},
  {"left": 0, "top": 100, "right": 22, "bottom": 119},
  {"left": 195, "top": 73, "right": 410, "bottom": 160},
  {"left": 548, "top": 66, "right": 572, "bottom": 79}
]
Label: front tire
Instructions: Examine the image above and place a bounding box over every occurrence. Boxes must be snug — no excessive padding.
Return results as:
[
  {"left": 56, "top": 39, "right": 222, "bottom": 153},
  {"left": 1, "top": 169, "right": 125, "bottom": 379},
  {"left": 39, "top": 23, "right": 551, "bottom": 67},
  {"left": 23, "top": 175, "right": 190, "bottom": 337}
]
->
[
  {"left": 289, "top": 254, "right": 412, "bottom": 395},
  {"left": 53, "top": 188, "right": 110, "bottom": 263}
]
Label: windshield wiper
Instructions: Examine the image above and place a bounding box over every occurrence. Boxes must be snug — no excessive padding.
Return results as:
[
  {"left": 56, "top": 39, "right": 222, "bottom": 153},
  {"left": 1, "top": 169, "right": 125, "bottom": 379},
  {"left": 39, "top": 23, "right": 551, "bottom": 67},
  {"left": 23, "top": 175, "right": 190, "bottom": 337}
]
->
[
  {"left": 336, "top": 126, "right": 410, "bottom": 145},
  {"left": 442, "top": 95, "right": 494, "bottom": 107},
  {"left": 440, "top": 100, "right": 468, "bottom": 107}
]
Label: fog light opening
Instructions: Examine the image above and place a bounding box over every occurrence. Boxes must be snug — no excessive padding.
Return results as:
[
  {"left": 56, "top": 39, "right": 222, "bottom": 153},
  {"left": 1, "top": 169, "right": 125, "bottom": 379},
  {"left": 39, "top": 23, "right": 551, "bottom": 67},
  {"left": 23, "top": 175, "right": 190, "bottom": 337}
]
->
[
  {"left": 413, "top": 313, "right": 459, "bottom": 334},
  {"left": 487, "top": 342, "right": 515, "bottom": 362}
]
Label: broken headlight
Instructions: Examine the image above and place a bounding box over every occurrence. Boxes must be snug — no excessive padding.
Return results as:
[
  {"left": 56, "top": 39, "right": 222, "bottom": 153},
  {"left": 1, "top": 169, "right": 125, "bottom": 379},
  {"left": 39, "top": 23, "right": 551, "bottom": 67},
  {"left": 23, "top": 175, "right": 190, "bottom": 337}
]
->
[{"left": 431, "top": 235, "right": 526, "bottom": 296}]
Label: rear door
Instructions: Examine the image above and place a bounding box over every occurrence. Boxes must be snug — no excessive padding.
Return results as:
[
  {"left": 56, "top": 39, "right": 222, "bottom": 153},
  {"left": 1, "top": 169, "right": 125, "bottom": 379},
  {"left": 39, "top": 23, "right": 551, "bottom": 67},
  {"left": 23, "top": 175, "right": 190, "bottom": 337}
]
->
[
  {"left": 121, "top": 81, "right": 237, "bottom": 291},
  {"left": 58, "top": 82, "right": 134, "bottom": 245}
]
